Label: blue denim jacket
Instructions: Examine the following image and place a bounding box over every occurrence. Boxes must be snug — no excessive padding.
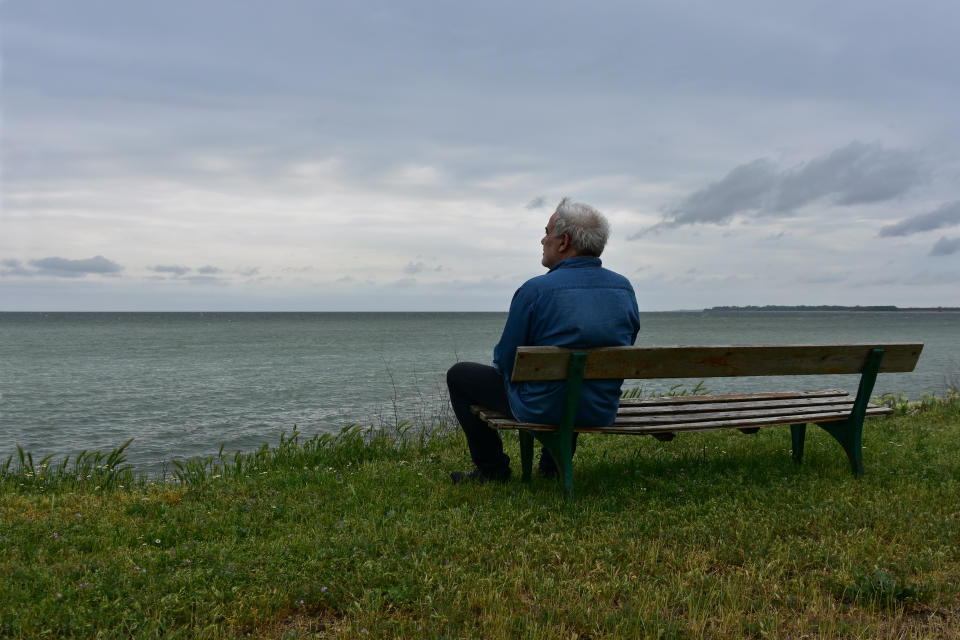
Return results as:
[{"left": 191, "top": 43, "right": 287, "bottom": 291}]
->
[{"left": 493, "top": 256, "right": 640, "bottom": 426}]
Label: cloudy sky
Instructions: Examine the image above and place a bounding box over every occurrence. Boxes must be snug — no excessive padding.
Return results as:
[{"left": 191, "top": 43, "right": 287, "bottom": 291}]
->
[{"left": 2, "top": 0, "right": 959, "bottom": 311}]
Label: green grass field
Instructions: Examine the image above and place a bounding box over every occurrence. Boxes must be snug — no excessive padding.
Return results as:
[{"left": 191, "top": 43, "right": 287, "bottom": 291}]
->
[{"left": 2, "top": 396, "right": 958, "bottom": 639}]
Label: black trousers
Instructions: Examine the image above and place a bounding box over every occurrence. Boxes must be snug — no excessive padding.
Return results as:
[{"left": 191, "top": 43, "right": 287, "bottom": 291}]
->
[{"left": 446, "top": 361, "right": 575, "bottom": 475}]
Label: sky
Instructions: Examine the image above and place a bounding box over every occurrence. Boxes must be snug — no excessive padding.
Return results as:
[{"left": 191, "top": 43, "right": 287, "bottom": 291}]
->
[{"left": 2, "top": 0, "right": 959, "bottom": 311}]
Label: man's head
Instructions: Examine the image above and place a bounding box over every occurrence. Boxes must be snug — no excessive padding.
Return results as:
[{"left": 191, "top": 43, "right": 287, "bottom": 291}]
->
[{"left": 540, "top": 197, "right": 611, "bottom": 268}]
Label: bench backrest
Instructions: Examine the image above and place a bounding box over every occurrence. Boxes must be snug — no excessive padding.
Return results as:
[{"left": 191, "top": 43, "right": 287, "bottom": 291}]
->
[{"left": 510, "top": 343, "right": 924, "bottom": 382}]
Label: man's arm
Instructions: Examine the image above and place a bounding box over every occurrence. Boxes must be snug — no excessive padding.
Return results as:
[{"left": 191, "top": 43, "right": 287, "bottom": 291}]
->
[
  {"left": 492, "top": 286, "right": 536, "bottom": 382},
  {"left": 628, "top": 287, "right": 641, "bottom": 344}
]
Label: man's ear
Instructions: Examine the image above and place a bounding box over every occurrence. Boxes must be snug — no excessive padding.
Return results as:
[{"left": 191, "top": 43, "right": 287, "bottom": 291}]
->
[{"left": 560, "top": 233, "right": 571, "bottom": 251}]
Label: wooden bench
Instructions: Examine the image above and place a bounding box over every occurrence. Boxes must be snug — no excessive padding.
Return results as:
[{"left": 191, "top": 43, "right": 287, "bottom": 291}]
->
[{"left": 471, "top": 343, "right": 924, "bottom": 498}]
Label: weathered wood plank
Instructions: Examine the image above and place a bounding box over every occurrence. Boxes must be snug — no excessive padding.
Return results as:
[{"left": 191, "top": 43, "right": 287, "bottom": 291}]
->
[
  {"left": 619, "top": 389, "right": 848, "bottom": 406},
  {"left": 612, "top": 403, "right": 865, "bottom": 425},
  {"left": 481, "top": 405, "right": 892, "bottom": 432},
  {"left": 618, "top": 395, "right": 855, "bottom": 415},
  {"left": 510, "top": 343, "right": 924, "bottom": 381}
]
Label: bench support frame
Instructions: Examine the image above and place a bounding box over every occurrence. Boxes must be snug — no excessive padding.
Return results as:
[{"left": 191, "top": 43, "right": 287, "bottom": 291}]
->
[
  {"left": 519, "top": 352, "right": 587, "bottom": 499},
  {"left": 519, "top": 348, "right": 888, "bottom": 498},
  {"left": 792, "top": 348, "right": 885, "bottom": 476}
]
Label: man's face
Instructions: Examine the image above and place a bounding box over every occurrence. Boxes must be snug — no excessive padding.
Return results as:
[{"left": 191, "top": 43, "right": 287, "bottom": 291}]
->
[{"left": 541, "top": 212, "right": 566, "bottom": 268}]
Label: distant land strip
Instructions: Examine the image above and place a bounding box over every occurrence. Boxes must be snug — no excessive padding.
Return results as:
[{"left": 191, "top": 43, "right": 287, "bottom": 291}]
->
[{"left": 704, "top": 305, "right": 960, "bottom": 312}]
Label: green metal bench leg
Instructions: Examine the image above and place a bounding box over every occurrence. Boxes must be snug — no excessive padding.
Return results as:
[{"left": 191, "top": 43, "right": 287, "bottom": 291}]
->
[
  {"left": 519, "top": 430, "right": 534, "bottom": 482},
  {"left": 524, "top": 351, "right": 586, "bottom": 499},
  {"left": 815, "top": 347, "right": 884, "bottom": 476},
  {"left": 816, "top": 420, "right": 864, "bottom": 475},
  {"left": 791, "top": 423, "right": 807, "bottom": 464},
  {"left": 556, "top": 352, "right": 586, "bottom": 500}
]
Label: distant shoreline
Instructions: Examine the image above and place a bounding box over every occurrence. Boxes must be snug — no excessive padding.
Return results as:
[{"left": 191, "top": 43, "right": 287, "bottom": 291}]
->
[{"left": 703, "top": 305, "right": 960, "bottom": 313}]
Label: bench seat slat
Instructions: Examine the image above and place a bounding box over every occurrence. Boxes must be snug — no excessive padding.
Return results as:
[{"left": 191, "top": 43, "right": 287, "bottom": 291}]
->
[
  {"left": 618, "top": 395, "right": 856, "bottom": 416},
  {"left": 476, "top": 402, "right": 872, "bottom": 426},
  {"left": 619, "top": 389, "right": 848, "bottom": 406},
  {"left": 581, "top": 407, "right": 893, "bottom": 434},
  {"left": 470, "top": 386, "right": 892, "bottom": 434},
  {"left": 478, "top": 405, "right": 891, "bottom": 433}
]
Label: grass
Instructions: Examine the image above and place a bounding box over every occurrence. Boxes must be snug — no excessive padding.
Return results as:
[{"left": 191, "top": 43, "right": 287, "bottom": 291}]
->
[{"left": 1, "top": 397, "right": 959, "bottom": 638}]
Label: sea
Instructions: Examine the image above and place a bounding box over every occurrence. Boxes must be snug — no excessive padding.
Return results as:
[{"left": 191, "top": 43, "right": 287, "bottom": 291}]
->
[{"left": 1, "top": 311, "right": 956, "bottom": 475}]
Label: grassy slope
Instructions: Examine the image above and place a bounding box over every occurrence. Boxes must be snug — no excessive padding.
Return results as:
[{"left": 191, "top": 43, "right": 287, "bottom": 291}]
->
[{"left": 1, "top": 401, "right": 959, "bottom": 639}]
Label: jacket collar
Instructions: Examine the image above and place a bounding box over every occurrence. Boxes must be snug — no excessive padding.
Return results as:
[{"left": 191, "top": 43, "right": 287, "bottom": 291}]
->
[{"left": 548, "top": 256, "right": 602, "bottom": 272}]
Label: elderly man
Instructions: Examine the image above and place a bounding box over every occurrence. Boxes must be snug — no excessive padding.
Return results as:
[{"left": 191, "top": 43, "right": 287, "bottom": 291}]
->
[{"left": 447, "top": 198, "right": 640, "bottom": 483}]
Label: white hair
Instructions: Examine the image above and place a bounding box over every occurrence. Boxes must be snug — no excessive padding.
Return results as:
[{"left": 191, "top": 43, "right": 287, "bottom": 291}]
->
[{"left": 551, "top": 197, "right": 610, "bottom": 257}]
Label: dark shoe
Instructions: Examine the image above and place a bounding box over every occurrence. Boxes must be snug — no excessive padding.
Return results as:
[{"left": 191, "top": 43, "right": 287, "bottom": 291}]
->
[
  {"left": 536, "top": 465, "right": 558, "bottom": 479},
  {"left": 450, "top": 468, "right": 510, "bottom": 484}
]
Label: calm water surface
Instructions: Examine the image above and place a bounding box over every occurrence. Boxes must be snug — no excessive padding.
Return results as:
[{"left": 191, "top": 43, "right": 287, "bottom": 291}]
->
[{"left": 1, "top": 311, "right": 956, "bottom": 474}]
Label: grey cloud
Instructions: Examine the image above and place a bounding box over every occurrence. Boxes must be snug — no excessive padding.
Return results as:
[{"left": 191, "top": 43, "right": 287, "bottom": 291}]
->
[
  {"left": 29, "top": 255, "right": 122, "bottom": 277},
  {"left": 0, "top": 259, "right": 34, "bottom": 277},
  {"left": 403, "top": 261, "right": 426, "bottom": 275},
  {"left": 879, "top": 201, "right": 960, "bottom": 237},
  {"left": 151, "top": 265, "right": 191, "bottom": 276},
  {"left": 237, "top": 267, "right": 260, "bottom": 277},
  {"left": 655, "top": 159, "right": 777, "bottom": 231},
  {"left": 197, "top": 265, "right": 221, "bottom": 274},
  {"left": 526, "top": 196, "right": 547, "bottom": 210},
  {"left": 774, "top": 142, "right": 921, "bottom": 212},
  {"left": 930, "top": 237, "right": 960, "bottom": 257},
  {"left": 634, "top": 142, "right": 924, "bottom": 238}
]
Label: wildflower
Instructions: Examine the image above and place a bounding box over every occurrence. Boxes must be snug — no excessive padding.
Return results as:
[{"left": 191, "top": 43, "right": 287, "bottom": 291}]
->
[
  {"left": 56, "top": 593, "right": 62, "bottom": 599},
  {"left": 155, "top": 539, "right": 161, "bottom": 544},
  {"left": 321, "top": 586, "right": 328, "bottom": 592}
]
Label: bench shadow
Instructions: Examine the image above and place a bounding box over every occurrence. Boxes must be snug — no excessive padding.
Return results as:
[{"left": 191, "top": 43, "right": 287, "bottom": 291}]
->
[{"left": 507, "top": 429, "right": 855, "bottom": 510}]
